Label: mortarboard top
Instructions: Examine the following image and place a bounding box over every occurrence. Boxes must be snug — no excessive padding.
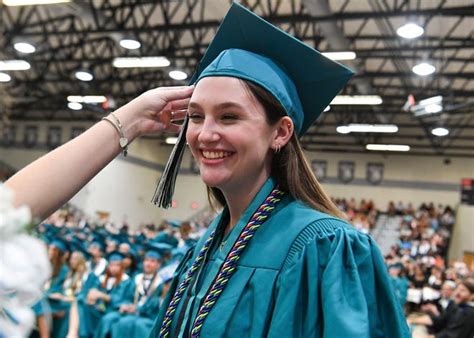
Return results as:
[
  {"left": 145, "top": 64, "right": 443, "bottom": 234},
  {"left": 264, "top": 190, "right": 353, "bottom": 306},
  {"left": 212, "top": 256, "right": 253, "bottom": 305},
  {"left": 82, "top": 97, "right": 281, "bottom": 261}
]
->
[
  {"left": 153, "top": 1, "right": 353, "bottom": 207},
  {"left": 388, "top": 262, "right": 404, "bottom": 270},
  {"left": 89, "top": 237, "right": 106, "bottom": 252},
  {"left": 148, "top": 241, "right": 173, "bottom": 255},
  {"left": 191, "top": 2, "right": 354, "bottom": 135},
  {"left": 167, "top": 220, "right": 182, "bottom": 229},
  {"left": 107, "top": 251, "right": 125, "bottom": 262},
  {"left": 69, "top": 239, "right": 91, "bottom": 258},
  {"left": 144, "top": 242, "right": 164, "bottom": 260},
  {"left": 50, "top": 237, "right": 70, "bottom": 253}
]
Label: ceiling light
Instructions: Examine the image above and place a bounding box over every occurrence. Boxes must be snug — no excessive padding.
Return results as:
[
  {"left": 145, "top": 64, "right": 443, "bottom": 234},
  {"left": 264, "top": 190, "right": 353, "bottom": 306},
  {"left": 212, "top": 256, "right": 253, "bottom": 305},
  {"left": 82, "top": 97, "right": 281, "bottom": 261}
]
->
[
  {"left": 412, "top": 62, "right": 435, "bottom": 76},
  {"left": 165, "top": 137, "right": 178, "bottom": 145},
  {"left": 342, "top": 124, "right": 399, "bottom": 133},
  {"left": 336, "top": 126, "right": 350, "bottom": 134},
  {"left": 14, "top": 42, "right": 36, "bottom": 54},
  {"left": 0, "top": 60, "right": 31, "bottom": 71},
  {"left": 432, "top": 127, "right": 449, "bottom": 137},
  {"left": 419, "top": 95, "right": 442, "bottom": 106},
  {"left": 67, "top": 95, "right": 107, "bottom": 103},
  {"left": 169, "top": 70, "right": 188, "bottom": 80},
  {"left": 424, "top": 103, "right": 442, "bottom": 114},
  {"left": 366, "top": 144, "right": 410, "bottom": 152},
  {"left": 68, "top": 102, "right": 83, "bottom": 110},
  {"left": 331, "top": 95, "right": 383, "bottom": 105},
  {"left": 112, "top": 57, "right": 170, "bottom": 68},
  {"left": 0, "top": 72, "right": 11, "bottom": 82},
  {"left": 322, "top": 51, "right": 356, "bottom": 61},
  {"left": 119, "top": 39, "right": 141, "bottom": 50},
  {"left": 74, "top": 70, "right": 93, "bottom": 82},
  {"left": 3, "top": 0, "right": 71, "bottom": 5},
  {"left": 396, "top": 23, "right": 424, "bottom": 39}
]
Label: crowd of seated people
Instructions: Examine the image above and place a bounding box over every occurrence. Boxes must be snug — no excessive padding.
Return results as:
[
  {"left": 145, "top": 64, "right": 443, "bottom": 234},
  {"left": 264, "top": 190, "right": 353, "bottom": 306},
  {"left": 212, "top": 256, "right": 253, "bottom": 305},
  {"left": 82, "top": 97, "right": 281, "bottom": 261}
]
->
[
  {"left": 382, "top": 202, "right": 474, "bottom": 338},
  {"left": 332, "top": 197, "right": 377, "bottom": 233},
  {"left": 30, "top": 200, "right": 472, "bottom": 338},
  {"left": 30, "top": 210, "right": 207, "bottom": 338}
]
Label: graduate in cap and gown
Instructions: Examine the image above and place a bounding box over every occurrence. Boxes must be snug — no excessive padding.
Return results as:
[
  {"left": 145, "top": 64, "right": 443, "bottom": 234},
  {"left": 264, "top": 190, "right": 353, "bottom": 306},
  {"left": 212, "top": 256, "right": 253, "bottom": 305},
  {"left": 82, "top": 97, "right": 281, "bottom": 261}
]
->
[
  {"left": 47, "top": 241, "right": 96, "bottom": 338},
  {"left": 31, "top": 237, "right": 70, "bottom": 338},
  {"left": 87, "top": 238, "right": 108, "bottom": 277},
  {"left": 5, "top": 2, "right": 409, "bottom": 338},
  {"left": 148, "top": 3, "right": 410, "bottom": 337},
  {"left": 72, "top": 251, "right": 130, "bottom": 338},
  {"left": 97, "top": 243, "right": 166, "bottom": 338}
]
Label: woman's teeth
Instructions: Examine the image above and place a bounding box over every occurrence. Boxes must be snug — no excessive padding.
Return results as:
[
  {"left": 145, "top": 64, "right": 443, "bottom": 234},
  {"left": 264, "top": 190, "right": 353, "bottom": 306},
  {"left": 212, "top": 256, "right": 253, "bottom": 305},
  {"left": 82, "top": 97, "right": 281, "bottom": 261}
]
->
[{"left": 202, "top": 151, "right": 232, "bottom": 159}]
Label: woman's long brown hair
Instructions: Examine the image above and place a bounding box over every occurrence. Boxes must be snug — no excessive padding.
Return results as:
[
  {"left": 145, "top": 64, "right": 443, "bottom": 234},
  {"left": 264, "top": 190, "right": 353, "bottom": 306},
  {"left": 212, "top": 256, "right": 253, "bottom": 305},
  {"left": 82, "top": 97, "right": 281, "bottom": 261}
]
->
[{"left": 207, "top": 80, "right": 345, "bottom": 220}]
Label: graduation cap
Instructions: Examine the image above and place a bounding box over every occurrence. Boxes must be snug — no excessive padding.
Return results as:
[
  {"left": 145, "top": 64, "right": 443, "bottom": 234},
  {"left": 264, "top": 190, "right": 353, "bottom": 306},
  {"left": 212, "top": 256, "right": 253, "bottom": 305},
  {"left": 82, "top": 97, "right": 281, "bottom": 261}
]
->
[
  {"left": 152, "top": 2, "right": 353, "bottom": 208},
  {"left": 148, "top": 241, "right": 173, "bottom": 256},
  {"left": 49, "top": 237, "right": 70, "bottom": 253},
  {"left": 89, "top": 237, "right": 106, "bottom": 253},
  {"left": 69, "top": 239, "right": 91, "bottom": 259},
  {"left": 167, "top": 219, "right": 182, "bottom": 229},
  {"left": 144, "top": 242, "right": 165, "bottom": 260},
  {"left": 107, "top": 251, "right": 125, "bottom": 262}
]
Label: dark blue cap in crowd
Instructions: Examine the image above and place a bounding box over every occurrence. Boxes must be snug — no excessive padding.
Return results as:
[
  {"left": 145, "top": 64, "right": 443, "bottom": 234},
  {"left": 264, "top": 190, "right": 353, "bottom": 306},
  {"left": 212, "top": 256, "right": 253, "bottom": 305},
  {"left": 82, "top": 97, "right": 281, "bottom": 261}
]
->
[
  {"left": 108, "top": 251, "right": 125, "bottom": 262},
  {"left": 50, "top": 237, "right": 70, "bottom": 253}
]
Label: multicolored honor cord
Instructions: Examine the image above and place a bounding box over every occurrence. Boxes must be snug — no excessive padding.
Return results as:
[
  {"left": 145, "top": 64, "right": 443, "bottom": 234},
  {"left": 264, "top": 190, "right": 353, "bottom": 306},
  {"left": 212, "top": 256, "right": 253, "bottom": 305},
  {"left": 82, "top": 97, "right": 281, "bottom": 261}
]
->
[{"left": 159, "top": 187, "right": 285, "bottom": 337}]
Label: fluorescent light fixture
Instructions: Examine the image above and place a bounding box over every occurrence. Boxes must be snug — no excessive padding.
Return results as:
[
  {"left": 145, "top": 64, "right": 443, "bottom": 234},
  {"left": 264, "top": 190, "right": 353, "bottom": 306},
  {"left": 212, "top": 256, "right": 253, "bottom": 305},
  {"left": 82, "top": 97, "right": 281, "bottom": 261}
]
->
[
  {"left": 338, "top": 124, "right": 399, "bottom": 133},
  {"left": 0, "top": 60, "right": 31, "bottom": 71},
  {"left": 165, "top": 137, "right": 178, "bottom": 145},
  {"left": 119, "top": 39, "right": 141, "bottom": 50},
  {"left": 336, "top": 126, "right": 350, "bottom": 134},
  {"left": 0, "top": 72, "right": 11, "bottom": 82},
  {"left": 419, "top": 95, "right": 442, "bottom": 106},
  {"left": 331, "top": 95, "right": 382, "bottom": 105},
  {"left": 112, "top": 56, "right": 170, "bottom": 68},
  {"left": 324, "top": 105, "right": 330, "bottom": 112},
  {"left": 366, "top": 144, "right": 410, "bottom": 152},
  {"left": 3, "top": 0, "right": 71, "bottom": 5},
  {"left": 169, "top": 70, "right": 188, "bottom": 80},
  {"left": 74, "top": 70, "right": 93, "bottom": 82},
  {"left": 14, "top": 42, "right": 36, "bottom": 54},
  {"left": 412, "top": 62, "right": 435, "bottom": 76},
  {"left": 432, "top": 127, "right": 449, "bottom": 137},
  {"left": 396, "top": 23, "right": 424, "bottom": 39},
  {"left": 322, "top": 51, "right": 356, "bottom": 61},
  {"left": 67, "top": 95, "right": 107, "bottom": 103},
  {"left": 425, "top": 103, "right": 442, "bottom": 114},
  {"left": 68, "top": 102, "right": 83, "bottom": 110}
]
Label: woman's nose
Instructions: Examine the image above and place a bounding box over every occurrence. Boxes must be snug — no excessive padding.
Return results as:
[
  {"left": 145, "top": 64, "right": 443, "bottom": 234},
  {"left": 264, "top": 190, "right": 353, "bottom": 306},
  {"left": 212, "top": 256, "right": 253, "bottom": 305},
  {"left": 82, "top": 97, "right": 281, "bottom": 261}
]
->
[{"left": 197, "top": 119, "right": 220, "bottom": 143}]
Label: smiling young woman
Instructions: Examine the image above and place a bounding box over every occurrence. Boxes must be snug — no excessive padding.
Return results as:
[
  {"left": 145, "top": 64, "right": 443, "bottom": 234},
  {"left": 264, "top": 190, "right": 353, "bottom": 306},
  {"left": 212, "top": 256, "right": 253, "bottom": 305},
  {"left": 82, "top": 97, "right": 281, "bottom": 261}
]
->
[
  {"left": 149, "top": 4, "right": 410, "bottom": 338},
  {"left": 5, "top": 3, "right": 410, "bottom": 338}
]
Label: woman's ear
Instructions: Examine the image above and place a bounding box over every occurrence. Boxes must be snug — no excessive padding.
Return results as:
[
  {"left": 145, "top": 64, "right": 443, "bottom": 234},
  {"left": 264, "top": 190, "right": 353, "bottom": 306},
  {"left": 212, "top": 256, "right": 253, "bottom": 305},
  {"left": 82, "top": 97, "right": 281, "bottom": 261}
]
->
[{"left": 272, "top": 116, "right": 294, "bottom": 151}]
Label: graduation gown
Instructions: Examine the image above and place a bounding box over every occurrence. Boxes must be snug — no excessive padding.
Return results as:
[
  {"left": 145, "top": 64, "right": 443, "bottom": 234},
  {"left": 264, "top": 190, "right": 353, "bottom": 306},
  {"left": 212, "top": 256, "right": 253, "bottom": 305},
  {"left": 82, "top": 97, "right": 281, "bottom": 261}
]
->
[
  {"left": 77, "top": 273, "right": 129, "bottom": 338},
  {"left": 150, "top": 177, "right": 410, "bottom": 337},
  {"left": 96, "top": 273, "right": 163, "bottom": 338},
  {"left": 51, "top": 271, "right": 96, "bottom": 338}
]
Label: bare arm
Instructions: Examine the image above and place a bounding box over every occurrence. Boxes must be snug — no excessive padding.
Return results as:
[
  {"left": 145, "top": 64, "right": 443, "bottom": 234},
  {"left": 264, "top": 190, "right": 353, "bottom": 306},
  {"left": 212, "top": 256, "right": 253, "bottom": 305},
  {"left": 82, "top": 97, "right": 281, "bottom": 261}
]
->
[{"left": 5, "top": 86, "right": 193, "bottom": 220}]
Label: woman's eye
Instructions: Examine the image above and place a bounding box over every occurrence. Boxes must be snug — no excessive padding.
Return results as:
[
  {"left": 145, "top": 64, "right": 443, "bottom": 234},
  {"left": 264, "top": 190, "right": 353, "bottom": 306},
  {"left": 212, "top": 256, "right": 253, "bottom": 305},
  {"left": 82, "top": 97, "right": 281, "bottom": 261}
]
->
[
  {"left": 188, "top": 113, "right": 203, "bottom": 121},
  {"left": 221, "top": 114, "right": 238, "bottom": 121}
]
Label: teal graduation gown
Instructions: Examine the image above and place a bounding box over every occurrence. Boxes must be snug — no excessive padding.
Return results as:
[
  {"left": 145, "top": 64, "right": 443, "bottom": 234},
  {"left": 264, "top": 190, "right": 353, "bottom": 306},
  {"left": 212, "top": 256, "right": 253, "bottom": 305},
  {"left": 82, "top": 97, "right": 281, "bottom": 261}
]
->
[
  {"left": 150, "top": 177, "right": 410, "bottom": 337},
  {"left": 96, "top": 273, "right": 164, "bottom": 338}
]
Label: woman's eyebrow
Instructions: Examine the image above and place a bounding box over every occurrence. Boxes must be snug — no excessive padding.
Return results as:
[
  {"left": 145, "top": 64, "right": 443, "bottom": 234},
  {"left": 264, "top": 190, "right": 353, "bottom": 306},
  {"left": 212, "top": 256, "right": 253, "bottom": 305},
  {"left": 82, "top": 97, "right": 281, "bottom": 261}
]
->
[{"left": 188, "top": 101, "right": 244, "bottom": 110}]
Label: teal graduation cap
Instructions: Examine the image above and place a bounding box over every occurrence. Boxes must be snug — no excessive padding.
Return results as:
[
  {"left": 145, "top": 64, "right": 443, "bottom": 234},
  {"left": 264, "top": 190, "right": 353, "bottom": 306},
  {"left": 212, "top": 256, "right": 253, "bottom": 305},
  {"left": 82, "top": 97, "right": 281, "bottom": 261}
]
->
[{"left": 153, "top": 1, "right": 353, "bottom": 207}]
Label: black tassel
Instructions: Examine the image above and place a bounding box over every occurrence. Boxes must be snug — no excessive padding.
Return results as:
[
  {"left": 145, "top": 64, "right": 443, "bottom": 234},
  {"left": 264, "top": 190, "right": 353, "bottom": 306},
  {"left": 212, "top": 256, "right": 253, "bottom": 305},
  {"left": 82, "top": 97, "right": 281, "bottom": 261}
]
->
[{"left": 151, "top": 117, "right": 189, "bottom": 208}]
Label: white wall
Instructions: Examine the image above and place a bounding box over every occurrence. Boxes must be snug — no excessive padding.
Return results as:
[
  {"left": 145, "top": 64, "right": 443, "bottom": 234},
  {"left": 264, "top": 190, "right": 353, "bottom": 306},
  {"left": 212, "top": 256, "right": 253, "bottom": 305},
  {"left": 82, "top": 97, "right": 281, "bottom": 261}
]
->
[{"left": 2, "top": 121, "right": 473, "bottom": 226}]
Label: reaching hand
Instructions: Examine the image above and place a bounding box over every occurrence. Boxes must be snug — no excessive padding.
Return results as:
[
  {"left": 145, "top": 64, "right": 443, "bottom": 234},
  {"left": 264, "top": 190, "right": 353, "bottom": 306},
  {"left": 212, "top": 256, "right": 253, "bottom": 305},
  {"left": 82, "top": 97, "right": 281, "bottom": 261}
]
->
[{"left": 113, "top": 86, "right": 194, "bottom": 141}]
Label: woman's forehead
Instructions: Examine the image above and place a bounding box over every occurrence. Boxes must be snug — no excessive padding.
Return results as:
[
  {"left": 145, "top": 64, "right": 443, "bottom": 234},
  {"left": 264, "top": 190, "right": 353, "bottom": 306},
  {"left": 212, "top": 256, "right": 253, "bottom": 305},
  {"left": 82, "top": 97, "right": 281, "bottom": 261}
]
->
[{"left": 190, "top": 77, "right": 261, "bottom": 110}]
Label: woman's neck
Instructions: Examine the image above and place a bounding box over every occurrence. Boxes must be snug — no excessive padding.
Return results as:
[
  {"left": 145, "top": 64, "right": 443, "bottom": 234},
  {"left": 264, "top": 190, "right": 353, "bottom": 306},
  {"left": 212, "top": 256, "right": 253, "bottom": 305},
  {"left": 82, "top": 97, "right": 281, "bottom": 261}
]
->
[{"left": 222, "top": 173, "right": 270, "bottom": 235}]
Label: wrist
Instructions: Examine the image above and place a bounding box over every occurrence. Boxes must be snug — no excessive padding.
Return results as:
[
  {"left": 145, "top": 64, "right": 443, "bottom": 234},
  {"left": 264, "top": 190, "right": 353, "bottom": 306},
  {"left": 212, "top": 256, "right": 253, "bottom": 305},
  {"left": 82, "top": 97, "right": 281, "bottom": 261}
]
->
[{"left": 112, "top": 104, "right": 141, "bottom": 142}]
